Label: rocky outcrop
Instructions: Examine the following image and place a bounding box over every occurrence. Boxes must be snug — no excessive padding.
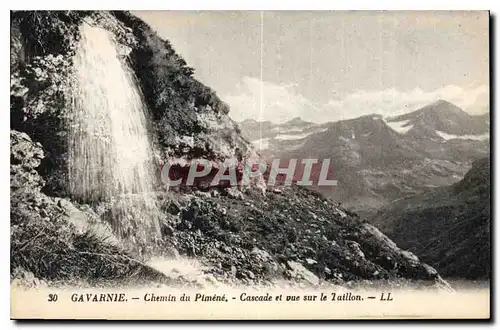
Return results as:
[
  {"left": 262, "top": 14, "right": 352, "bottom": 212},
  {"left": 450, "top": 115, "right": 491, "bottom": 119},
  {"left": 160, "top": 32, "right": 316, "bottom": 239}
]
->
[
  {"left": 10, "top": 130, "right": 175, "bottom": 286},
  {"left": 110, "top": 11, "right": 253, "bottom": 164},
  {"left": 159, "top": 186, "right": 450, "bottom": 288},
  {"left": 11, "top": 130, "right": 45, "bottom": 191},
  {"left": 11, "top": 11, "right": 255, "bottom": 197}
]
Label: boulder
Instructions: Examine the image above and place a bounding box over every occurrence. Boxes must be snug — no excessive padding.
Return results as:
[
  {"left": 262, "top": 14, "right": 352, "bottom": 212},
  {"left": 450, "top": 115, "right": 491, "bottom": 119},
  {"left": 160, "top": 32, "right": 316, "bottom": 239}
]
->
[
  {"left": 166, "top": 200, "right": 181, "bottom": 215},
  {"left": 286, "top": 261, "right": 320, "bottom": 286}
]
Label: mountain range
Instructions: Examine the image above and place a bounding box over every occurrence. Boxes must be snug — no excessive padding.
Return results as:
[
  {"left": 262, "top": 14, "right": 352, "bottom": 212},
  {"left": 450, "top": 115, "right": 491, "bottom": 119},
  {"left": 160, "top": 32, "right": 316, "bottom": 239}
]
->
[{"left": 238, "top": 100, "right": 490, "bottom": 211}]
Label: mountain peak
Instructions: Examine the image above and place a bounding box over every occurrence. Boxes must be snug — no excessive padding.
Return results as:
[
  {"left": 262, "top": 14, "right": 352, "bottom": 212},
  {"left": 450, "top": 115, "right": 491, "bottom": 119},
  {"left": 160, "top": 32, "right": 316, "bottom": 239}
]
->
[
  {"left": 388, "top": 100, "right": 467, "bottom": 121},
  {"left": 388, "top": 100, "right": 466, "bottom": 123},
  {"left": 240, "top": 118, "right": 258, "bottom": 124},
  {"left": 287, "top": 116, "right": 304, "bottom": 124},
  {"left": 283, "top": 116, "right": 314, "bottom": 127},
  {"left": 386, "top": 99, "right": 488, "bottom": 136},
  {"left": 424, "top": 99, "right": 466, "bottom": 115},
  {"left": 433, "top": 99, "right": 454, "bottom": 106}
]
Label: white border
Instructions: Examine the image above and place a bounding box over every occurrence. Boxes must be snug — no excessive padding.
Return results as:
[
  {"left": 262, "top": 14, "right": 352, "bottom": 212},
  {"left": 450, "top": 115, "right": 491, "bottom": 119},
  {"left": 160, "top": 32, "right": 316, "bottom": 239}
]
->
[{"left": 4, "top": 0, "right": 496, "bottom": 10}]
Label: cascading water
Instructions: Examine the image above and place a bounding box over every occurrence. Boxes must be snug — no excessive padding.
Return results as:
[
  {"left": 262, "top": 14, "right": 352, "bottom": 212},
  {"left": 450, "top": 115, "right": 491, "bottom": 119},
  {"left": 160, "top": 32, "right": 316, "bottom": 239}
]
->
[{"left": 67, "top": 22, "right": 160, "bottom": 240}]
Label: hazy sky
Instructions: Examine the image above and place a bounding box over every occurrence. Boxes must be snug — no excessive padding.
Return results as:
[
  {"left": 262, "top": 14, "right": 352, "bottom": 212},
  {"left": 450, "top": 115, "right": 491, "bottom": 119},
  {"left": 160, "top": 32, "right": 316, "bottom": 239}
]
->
[{"left": 133, "top": 11, "right": 489, "bottom": 124}]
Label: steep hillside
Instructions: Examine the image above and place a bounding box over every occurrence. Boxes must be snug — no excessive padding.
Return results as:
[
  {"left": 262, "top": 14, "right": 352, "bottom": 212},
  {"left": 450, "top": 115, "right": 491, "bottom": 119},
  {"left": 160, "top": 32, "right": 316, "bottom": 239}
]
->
[
  {"left": 159, "top": 185, "right": 451, "bottom": 287},
  {"left": 370, "top": 158, "right": 490, "bottom": 279},
  {"left": 10, "top": 11, "right": 450, "bottom": 289}
]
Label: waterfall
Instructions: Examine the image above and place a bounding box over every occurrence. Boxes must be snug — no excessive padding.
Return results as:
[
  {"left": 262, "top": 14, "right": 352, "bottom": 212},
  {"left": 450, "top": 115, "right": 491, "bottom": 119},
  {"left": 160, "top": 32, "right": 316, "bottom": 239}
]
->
[{"left": 67, "top": 23, "right": 160, "bottom": 240}]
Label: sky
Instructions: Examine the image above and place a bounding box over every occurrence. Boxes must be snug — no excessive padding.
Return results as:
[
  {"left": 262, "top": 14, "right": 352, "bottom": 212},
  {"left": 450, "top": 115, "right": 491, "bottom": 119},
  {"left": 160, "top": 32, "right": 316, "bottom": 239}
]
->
[{"left": 133, "top": 11, "right": 489, "bottom": 124}]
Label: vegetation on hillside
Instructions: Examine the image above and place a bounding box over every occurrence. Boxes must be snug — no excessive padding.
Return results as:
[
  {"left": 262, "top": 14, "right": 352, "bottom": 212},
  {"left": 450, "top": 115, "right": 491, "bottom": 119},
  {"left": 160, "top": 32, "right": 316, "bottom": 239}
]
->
[
  {"left": 371, "top": 158, "right": 490, "bottom": 279},
  {"left": 11, "top": 130, "right": 171, "bottom": 286},
  {"left": 112, "top": 11, "right": 233, "bottom": 152}
]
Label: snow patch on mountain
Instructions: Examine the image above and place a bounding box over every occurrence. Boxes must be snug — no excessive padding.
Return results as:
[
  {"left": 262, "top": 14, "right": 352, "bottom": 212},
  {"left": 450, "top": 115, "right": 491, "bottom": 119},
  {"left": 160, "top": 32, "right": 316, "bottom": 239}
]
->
[
  {"left": 275, "top": 133, "right": 310, "bottom": 140},
  {"left": 272, "top": 127, "right": 305, "bottom": 134},
  {"left": 435, "top": 131, "right": 489, "bottom": 141},
  {"left": 274, "top": 128, "right": 328, "bottom": 141},
  {"left": 384, "top": 119, "right": 414, "bottom": 134},
  {"left": 252, "top": 138, "right": 270, "bottom": 150}
]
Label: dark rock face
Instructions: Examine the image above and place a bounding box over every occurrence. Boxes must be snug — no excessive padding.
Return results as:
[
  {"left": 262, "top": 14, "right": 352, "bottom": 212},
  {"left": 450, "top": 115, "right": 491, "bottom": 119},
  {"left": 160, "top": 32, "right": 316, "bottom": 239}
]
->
[
  {"left": 11, "top": 131, "right": 45, "bottom": 190},
  {"left": 371, "top": 158, "right": 490, "bottom": 280},
  {"left": 10, "top": 130, "right": 174, "bottom": 286},
  {"left": 10, "top": 12, "right": 89, "bottom": 197},
  {"left": 11, "top": 11, "right": 255, "bottom": 197},
  {"left": 112, "top": 11, "right": 253, "bottom": 164}
]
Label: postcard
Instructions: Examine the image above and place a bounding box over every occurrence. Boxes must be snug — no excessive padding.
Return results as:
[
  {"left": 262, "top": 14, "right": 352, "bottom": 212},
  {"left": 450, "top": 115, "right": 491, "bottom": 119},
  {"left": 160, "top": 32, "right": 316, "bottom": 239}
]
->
[{"left": 10, "top": 10, "right": 490, "bottom": 320}]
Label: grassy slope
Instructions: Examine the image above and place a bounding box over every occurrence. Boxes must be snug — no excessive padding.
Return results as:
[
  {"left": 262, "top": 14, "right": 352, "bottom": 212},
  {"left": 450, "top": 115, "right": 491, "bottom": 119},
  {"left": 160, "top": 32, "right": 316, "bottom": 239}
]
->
[{"left": 371, "top": 158, "right": 490, "bottom": 279}]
